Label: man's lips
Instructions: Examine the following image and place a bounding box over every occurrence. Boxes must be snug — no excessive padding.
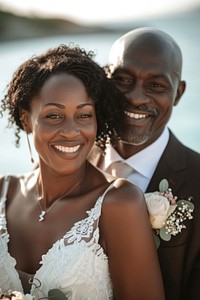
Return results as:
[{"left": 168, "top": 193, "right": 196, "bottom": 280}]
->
[
  {"left": 124, "top": 106, "right": 159, "bottom": 120},
  {"left": 124, "top": 110, "right": 148, "bottom": 119}
]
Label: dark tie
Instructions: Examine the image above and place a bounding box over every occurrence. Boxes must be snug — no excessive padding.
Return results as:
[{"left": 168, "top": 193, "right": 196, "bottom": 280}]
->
[{"left": 106, "top": 161, "right": 134, "bottom": 178}]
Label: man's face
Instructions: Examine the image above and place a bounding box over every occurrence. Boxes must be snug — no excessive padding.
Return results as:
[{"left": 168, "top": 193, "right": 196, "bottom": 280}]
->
[{"left": 109, "top": 39, "right": 185, "bottom": 156}]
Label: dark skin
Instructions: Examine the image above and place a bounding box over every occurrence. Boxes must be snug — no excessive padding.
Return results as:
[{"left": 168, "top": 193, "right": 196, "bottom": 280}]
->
[
  {"left": 6, "top": 166, "right": 110, "bottom": 273},
  {"left": 109, "top": 27, "right": 186, "bottom": 158},
  {"left": 1, "top": 73, "right": 165, "bottom": 299}
]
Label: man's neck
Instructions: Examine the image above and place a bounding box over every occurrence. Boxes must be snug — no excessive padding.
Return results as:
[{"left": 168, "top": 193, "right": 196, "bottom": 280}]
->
[{"left": 114, "top": 140, "right": 143, "bottom": 158}]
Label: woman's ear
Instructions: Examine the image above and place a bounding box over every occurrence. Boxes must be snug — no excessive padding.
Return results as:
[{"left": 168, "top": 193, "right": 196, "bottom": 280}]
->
[{"left": 19, "top": 108, "right": 32, "bottom": 133}]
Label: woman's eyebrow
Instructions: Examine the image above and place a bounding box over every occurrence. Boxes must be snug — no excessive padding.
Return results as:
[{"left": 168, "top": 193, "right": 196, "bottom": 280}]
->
[
  {"left": 43, "top": 102, "right": 95, "bottom": 109},
  {"left": 77, "top": 103, "right": 94, "bottom": 109},
  {"left": 44, "top": 102, "right": 65, "bottom": 109}
]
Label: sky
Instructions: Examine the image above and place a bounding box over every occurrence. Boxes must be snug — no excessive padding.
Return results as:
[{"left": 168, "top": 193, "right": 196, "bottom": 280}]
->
[{"left": 0, "top": 0, "right": 199, "bottom": 24}]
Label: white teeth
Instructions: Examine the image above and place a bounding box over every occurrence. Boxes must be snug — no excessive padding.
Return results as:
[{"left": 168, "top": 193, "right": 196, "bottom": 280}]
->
[
  {"left": 55, "top": 145, "right": 80, "bottom": 153},
  {"left": 124, "top": 110, "right": 147, "bottom": 119}
]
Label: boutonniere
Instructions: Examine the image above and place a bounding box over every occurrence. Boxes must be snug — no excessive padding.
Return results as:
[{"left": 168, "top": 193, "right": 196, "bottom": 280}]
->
[{"left": 145, "top": 179, "right": 194, "bottom": 249}]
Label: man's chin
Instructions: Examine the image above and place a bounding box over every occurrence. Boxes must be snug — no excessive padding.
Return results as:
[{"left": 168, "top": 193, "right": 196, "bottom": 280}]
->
[
  {"left": 118, "top": 130, "right": 151, "bottom": 146},
  {"left": 120, "top": 138, "right": 148, "bottom": 146}
]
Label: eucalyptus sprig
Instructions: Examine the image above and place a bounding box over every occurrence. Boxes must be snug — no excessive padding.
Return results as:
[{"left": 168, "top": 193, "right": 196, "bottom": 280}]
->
[{"left": 47, "top": 289, "right": 67, "bottom": 300}]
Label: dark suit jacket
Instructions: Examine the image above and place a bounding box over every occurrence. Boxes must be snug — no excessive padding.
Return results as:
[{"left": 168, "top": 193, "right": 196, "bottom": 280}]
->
[{"left": 89, "top": 131, "right": 200, "bottom": 300}]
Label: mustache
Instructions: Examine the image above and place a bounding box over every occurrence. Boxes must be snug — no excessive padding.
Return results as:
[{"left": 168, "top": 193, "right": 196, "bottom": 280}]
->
[{"left": 124, "top": 104, "right": 159, "bottom": 117}]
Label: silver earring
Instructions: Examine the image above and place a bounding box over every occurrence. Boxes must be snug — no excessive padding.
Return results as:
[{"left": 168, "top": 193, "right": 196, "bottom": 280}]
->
[{"left": 26, "top": 133, "right": 34, "bottom": 164}]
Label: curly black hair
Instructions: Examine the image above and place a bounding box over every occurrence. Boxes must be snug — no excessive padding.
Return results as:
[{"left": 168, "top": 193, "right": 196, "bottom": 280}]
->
[{"left": 0, "top": 44, "right": 124, "bottom": 152}]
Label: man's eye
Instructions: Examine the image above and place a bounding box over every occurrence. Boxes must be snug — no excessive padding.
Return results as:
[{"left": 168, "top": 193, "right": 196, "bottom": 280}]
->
[
  {"left": 112, "top": 76, "right": 132, "bottom": 84},
  {"left": 147, "top": 82, "right": 167, "bottom": 91},
  {"left": 112, "top": 76, "right": 134, "bottom": 91},
  {"left": 150, "top": 83, "right": 163, "bottom": 87}
]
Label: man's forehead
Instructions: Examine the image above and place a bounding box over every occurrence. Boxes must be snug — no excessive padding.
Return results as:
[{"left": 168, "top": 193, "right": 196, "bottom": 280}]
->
[{"left": 109, "top": 40, "right": 126, "bottom": 64}]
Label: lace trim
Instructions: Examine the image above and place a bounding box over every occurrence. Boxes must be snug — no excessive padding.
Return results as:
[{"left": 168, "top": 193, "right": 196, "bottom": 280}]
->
[
  {"left": 64, "top": 196, "right": 103, "bottom": 245},
  {"left": 0, "top": 176, "right": 10, "bottom": 237},
  {"left": 64, "top": 181, "right": 115, "bottom": 246}
]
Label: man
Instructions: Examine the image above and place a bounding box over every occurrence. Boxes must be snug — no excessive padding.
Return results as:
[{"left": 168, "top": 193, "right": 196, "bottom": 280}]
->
[{"left": 89, "top": 27, "right": 200, "bottom": 299}]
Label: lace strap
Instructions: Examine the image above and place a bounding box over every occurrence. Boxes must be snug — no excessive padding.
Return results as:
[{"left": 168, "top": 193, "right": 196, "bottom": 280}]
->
[
  {"left": 93, "top": 179, "right": 116, "bottom": 227},
  {"left": 1, "top": 176, "right": 11, "bottom": 200},
  {"left": 0, "top": 176, "right": 11, "bottom": 233},
  {"left": 63, "top": 180, "right": 117, "bottom": 245},
  {"left": 87, "top": 179, "right": 117, "bottom": 220},
  {"left": 100, "top": 180, "right": 116, "bottom": 199}
]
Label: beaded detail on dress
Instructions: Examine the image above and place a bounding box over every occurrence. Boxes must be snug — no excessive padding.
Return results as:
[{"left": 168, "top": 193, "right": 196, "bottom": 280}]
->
[{"left": 0, "top": 176, "right": 114, "bottom": 299}]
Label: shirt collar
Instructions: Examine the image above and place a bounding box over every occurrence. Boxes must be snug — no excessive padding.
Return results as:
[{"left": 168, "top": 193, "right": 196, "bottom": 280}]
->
[{"left": 102, "top": 127, "right": 170, "bottom": 179}]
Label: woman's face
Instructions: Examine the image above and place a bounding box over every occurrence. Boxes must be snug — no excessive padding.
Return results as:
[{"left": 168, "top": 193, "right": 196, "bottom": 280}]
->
[{"left": 22, "top": 73, "right": 97, "bottom": 174}]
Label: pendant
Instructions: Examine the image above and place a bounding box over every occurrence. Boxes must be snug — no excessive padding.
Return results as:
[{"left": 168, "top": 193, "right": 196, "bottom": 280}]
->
[{"left": 39, "top": 210, "right": 46, "bottom": 222}]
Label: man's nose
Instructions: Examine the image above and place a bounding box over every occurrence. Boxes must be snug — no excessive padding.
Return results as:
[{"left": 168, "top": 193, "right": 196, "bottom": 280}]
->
[{"left": 125, "top": 83, "right": 150, "bottom": 106}]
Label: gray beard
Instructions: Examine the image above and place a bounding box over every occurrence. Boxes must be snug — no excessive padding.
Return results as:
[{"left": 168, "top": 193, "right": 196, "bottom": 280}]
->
[{"left": 118, "top": 125, "right": 151, "bottom": 146}]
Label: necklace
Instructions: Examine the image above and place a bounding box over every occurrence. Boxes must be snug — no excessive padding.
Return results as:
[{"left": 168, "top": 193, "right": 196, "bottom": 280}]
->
[{"left": 37, "top": 177, "right": 83, "bottom": 222}]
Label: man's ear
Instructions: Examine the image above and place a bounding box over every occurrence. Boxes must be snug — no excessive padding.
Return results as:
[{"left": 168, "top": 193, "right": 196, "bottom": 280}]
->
[
  {"left": 174, "top": 80, "right": 186, "bottom": 106},
  {"left": 19, "top": 108, "right": 32, "bottom": 133}
]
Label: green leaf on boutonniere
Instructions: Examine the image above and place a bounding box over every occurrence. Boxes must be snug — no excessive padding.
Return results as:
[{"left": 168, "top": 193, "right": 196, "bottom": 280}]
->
[
  {"left": 48, "top": 289, "right": 67, "bottom": 299},
  {"left": 159, "top": 227, "right": 171, "bottom": 241},
  {"left": 159, "top": 179, "right": 169, "bottom": 193},
  {"left": 177, "top": 199, "right": 194, "bottom": 211},
  {"left": 153, "top": 233, "right": 160, "bottom": 249}
]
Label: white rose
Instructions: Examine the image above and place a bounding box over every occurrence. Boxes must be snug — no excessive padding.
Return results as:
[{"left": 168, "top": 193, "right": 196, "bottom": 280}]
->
[
  {"left": 9, "top": 291, "right": 24, "bottom": 300},
  {"left": 145, "top": 192, "right": 177, "bottom": 229}
]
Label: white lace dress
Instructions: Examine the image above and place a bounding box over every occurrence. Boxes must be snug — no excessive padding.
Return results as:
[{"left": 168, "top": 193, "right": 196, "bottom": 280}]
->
[{"left": 0, "top": 176, "right": 114, "bottom": 299}]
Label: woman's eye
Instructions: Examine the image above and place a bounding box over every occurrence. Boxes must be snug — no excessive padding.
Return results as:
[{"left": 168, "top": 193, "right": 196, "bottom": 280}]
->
[
  {"left": 79, "top": 114, "right": 92, "bottom": 119},
  {"left": 46, "top": 114, "right": 62, "bottom": 119}
]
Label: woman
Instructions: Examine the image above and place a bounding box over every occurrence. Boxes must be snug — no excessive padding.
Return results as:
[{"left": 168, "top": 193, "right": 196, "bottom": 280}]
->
[{"left": 0, "top": 45, "right": 165, "bottom": 299}]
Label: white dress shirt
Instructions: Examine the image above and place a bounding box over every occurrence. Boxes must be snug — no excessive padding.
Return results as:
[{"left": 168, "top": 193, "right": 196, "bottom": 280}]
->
[{"left": 100, "top": 127, "right": 170, "bottom": 192}]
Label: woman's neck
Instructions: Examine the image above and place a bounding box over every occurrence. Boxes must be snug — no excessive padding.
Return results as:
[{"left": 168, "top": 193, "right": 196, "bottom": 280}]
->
[{"left": 36, "top": 162, "right": 87, "bottom": 208}]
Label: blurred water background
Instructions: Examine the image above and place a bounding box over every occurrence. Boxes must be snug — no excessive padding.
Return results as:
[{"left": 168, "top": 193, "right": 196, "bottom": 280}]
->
[{"left": 0, "top": 12, "right": 200, "bottom": 174}]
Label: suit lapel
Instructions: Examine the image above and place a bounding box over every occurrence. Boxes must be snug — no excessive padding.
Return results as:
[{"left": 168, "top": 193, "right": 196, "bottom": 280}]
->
[{"left": 146, "top": 132, "right": 187, "bottom": 194}]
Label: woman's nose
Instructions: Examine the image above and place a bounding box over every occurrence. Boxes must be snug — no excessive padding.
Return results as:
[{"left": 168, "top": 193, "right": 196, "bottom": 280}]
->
[{"left": 59, "top": 119, "right": 80, "bottom": 137}]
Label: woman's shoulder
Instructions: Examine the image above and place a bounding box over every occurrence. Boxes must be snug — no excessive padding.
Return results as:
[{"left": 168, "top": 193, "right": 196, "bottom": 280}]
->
[
  {"left": 0, "top": 171, "right": 35, "bottom": 192},
  {"left": 103, "top": 177, "right": 145, "bottom": 209},
  {"left": 99, "top": 178, "right": 147, "bottom": 251},
  {"left": 0, "top": 171, "right": 34, "bottom": 181}
]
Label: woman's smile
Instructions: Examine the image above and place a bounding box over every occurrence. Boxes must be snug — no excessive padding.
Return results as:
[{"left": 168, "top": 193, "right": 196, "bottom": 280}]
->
[{"left": 54, "top": 144, "right": 81, "bottom": 153}]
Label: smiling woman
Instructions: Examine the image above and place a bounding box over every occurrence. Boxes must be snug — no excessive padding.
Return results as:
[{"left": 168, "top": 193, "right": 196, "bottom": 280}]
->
[
  {"left": 20, "top": 73, "right": 98, "bottom": 175},
  {"left": 0, "top": 44, "right": 165, "bottom": 299}
]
